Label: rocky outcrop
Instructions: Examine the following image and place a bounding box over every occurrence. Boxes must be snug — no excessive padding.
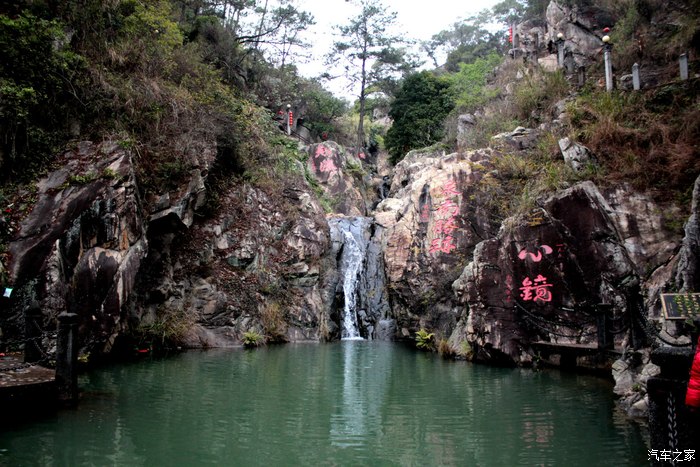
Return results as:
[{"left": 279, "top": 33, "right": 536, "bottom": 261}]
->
[
  {"left": 545, "top": 1, "right": 613, "bottom": 67},
  {"left": 674, "top": 175, "right": 700, "bottom": 292},
  {"left": 454, "top": 183, "right": 637, "bottom": 363},
  {"left": 603, "top": 186, "right": 681, "bottom": 277},
  {"left": 6, "top": 142, "right": 148, "bottom": 354},
  {"left": 135, "top": 180, "right": 333, "bottom": 348},
  {"left": 512, "top": 19, "right": 547, "bottom": 59},
  {"left": 2, "top": 136, "right": 342, "bottom": 356},
  {"left": 558, "top": 137, "right": 595, "bottom": 172},
  {"left": 450, "top": 181, "right": 681, "bottom": 365},
  {"left": 377, "top": 148, "right": 498, "bottom": 339},
  {"left": 492, "top": 127, "right": 540, "bottom": 151},
  {"left": 307, "top": 141, "right": 368, "bottom": 216},
  {"left": 457, "top": 114, "right": 477, "bottom": 150}
]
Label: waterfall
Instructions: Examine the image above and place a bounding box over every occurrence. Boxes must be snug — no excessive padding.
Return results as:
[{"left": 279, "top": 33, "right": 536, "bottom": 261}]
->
[
  {"left": 335, "top": 218, "right": 368, "bottom": 340},
  {"left": 328, "top": 217, "right": 390, "bottom": 341}
]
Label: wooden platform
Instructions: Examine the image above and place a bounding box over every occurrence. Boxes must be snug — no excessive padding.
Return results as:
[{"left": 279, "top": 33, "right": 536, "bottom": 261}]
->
[
  {"left": 0, "top": 354, "right": 55, "bottom": 388},
  {"left": 530, "top": 341, "right": 622, "bottom": 373},
  {"left": 531, "top": 341, "right": 621, "bottom": 354},
  {"left": 0, "top": 354, "right": 58, "bottom": 426},
  {"left": 0, "top": 354, "right": 57, "bottom": 413}
]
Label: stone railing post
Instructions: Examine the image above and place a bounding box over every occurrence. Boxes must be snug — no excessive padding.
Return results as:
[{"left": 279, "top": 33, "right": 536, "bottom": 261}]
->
[
  {"left": 647, "top": 347, "right": 698, "bottom": 465},
  {"left": 577, "top": 66, "right": 586, "bottom": 88},
  {"left": 632, "top": 63, "right": 641, "bottom": 90},
  {"left": 56, "top": 312, "right": 79, "bottom": 405},
  {"left": 603, "top": 36, "right": 614, "bottom": 92},
  {"left": 556, "top": 33, "right": 565, "bottom": 68},
  {"left": 24, "top": 300, "right": 43, "bottom": 363},
  {"left": 680, "top": 53, "right": 689, "bottom": 81}
]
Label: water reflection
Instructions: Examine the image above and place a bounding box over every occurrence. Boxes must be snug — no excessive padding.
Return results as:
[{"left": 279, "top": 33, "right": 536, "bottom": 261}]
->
[{"left": 0, "top": 343, "right": 647, "bottom": 466}]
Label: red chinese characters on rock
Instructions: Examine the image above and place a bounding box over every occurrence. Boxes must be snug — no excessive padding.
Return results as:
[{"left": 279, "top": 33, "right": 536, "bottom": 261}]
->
[
  {"left": 515, "top": 243, "right": 557, "bottom": 303},
  {"left": 436, "top": 199, "right": 459, "bottom": 218},
  {"left": 519, "top": 274, "right": 553, "bottom": 302},
  {"left": 315, "top": 145, "right": 331, "bottom": 158},
  {"left": 441, "top": 180, "right": 460, "bottom": 197},
  {"left": 517, "top": 245, "right": 553, "bottom": 262},
  {"left": 429, "top": 236, "right": 456, "bottom": 254},
  {"left": 314, "top": 145, "right": 337, "bottom": 173},
  {"left": 319, "top": 159, "right": 337, "bottom": 172},
  {"left": 428, "top": 180, "right": 460, "bottom": 255},
  {"left": 434, "top": 217, "right": 458, "bottom": 236}
]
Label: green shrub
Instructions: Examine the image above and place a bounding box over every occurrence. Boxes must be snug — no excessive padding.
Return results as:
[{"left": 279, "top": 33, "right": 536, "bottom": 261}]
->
[
  {"left": 456, "top": 111, "right": 519, "bottom": 150},
  {"left": 457, "top": 340, "right": 474, "bottom": 360},
  {"left": 437, "top": 338, "right": 455, "bottom": 359},
  {"left": 565, "top": 84, "right": 700, "bottom": 199},
  {"left": 448, "top": 53, "right": 502, "bottom": 112},
  {"left": 0, "top": 13, "right": 86, "bottom": 181},
  {"left": 261, "top": 302, "right": 287, "bottom": 343},
  {"left": 414, "top": 328, "right": 435, "bottom": 351},
  {"left": 512, "top": 70, "right": 569, "bottom": 124},
  {"left": 113, "top": 0, "right": 183, "bottom": 74},
  {"left": 136, "top": 307, "right": 194, "bottom": 348},
  {"left": 242, "top": 330, "right": 265, "bottom": 348}
]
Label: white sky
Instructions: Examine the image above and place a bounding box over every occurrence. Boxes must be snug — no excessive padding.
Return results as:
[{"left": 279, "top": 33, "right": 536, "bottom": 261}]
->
[{"left": 294, "top": 0, "right": 505, "bottom": 100}]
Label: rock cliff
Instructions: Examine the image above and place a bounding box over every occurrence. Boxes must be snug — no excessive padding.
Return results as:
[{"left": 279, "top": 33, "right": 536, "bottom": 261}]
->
[
  {"left": 6, "top": 142, "right": 150, "bottom": 355},
  {"left": 0, "top": 5, "right": 698, "bottom": 423},
  {"left": 1, "top": 138, "right": 347, "bottom": 356},
  {"left": 376, "top": 148, "right": 498, "bottom": 339}
]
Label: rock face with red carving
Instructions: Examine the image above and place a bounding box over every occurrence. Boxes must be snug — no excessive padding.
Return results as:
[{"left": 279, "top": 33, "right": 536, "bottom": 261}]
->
[
  {"left": 376, "top": 148, "right": 499, "bottom": 338},
  {"left": 450, "top": 181, "right": 680, "bottom": 365},
  {"left": 373, "top": 133, "right": 683, "bottom": 364},
  {"left": 307, "top": 141, "right": 369, "bottom": 216}
]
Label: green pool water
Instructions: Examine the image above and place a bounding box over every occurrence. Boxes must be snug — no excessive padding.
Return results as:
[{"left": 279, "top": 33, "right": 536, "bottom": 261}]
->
[{"left": 0, "top": 341, "right": 647, "bottom": 466}]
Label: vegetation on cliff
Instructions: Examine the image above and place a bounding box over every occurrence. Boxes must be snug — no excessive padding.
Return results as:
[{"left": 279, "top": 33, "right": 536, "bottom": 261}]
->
[
  {"left": 0, "top": 0, "right": 346, "bottom": 293},
  {"left": 0, "top": 0, "right": 350, "bottom": 186},
  {"left": 384, "top": 0, "right": 700, "bottom": 222}
]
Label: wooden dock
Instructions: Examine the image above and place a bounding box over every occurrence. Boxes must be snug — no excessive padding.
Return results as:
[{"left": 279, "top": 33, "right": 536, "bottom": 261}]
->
[
  {"left": 0, "top": 354, "right": 57, "bottom": 410},
  {"left": 530, "top": 341, "right": 622, "bottom": 372}
]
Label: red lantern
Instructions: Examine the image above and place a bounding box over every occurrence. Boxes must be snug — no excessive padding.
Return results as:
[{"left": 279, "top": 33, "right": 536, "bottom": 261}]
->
[{"left": 288, "top": 111, "right": 294, "bottom": 127}]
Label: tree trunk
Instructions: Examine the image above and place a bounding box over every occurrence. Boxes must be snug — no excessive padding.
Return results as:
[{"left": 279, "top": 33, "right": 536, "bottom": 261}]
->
[
  {"left": 254, "top": 0, "right": 269, "bottom": 50},
  {"left": 357, "top": 44, "right": 368, "bottom": 155}
]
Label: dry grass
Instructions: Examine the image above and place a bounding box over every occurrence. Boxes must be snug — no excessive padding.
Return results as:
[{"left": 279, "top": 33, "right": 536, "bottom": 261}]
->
[
  {"left": 261, "top": 301, "right": 288, "bottom": 343},
  {"left": 437, "top": 338, "right": 456, "bottom": 359},
  {"left": 567, "top": 82, "right": 700, "bottom": 200}
]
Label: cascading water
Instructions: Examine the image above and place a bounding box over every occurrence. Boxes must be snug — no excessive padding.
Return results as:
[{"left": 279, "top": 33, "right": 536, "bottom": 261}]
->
[
  {"left": 328, "top": 217, "right": 390, "bottom": 341},
  {"left": 336, "top": 219, "right": 368, "bottom": 340}
]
